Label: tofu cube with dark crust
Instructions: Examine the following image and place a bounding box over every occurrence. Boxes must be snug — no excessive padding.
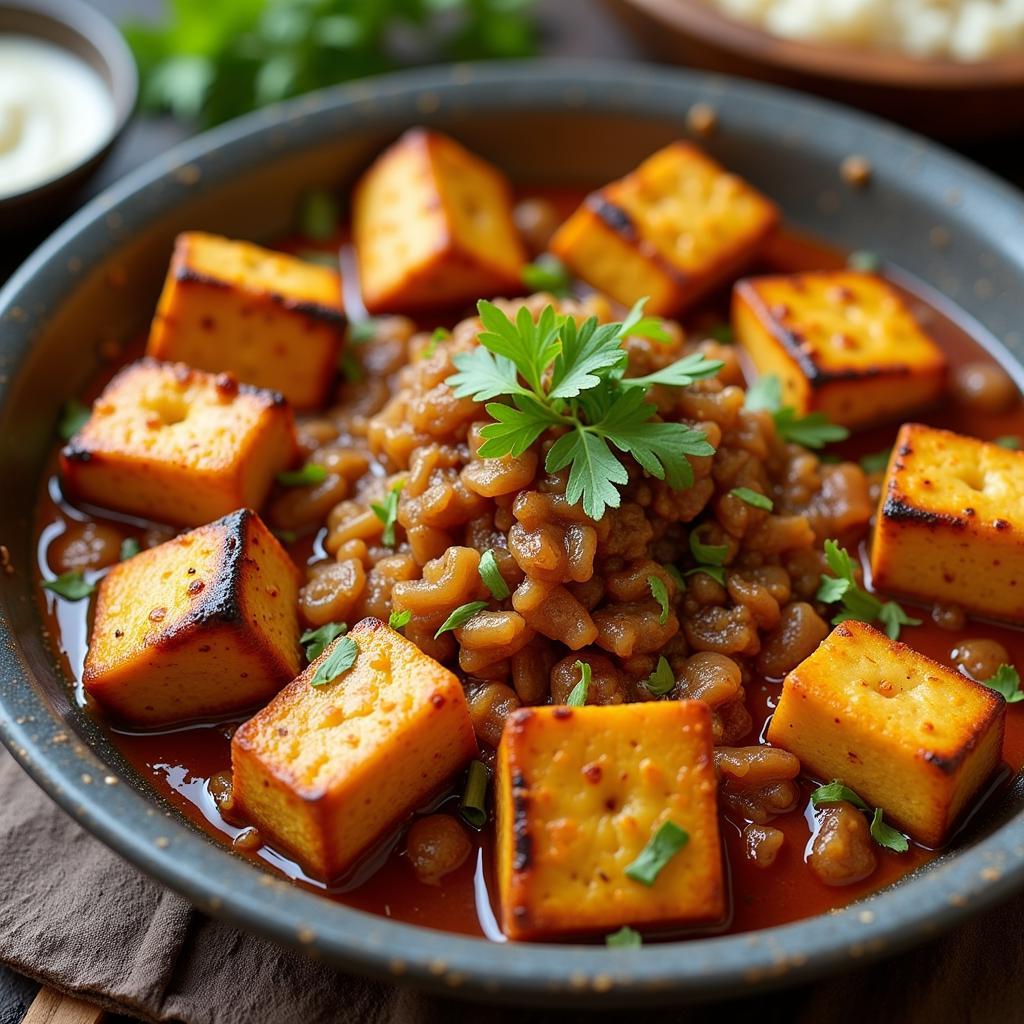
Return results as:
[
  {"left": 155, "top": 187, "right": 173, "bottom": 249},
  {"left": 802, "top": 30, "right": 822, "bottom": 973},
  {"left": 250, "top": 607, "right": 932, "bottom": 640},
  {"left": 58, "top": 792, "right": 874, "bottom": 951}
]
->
[
  {"left": 550, "top": 142, "right": 778, "bottom": 316},
  {"left": 231, "top": 617, "right": 478, "bottom": 882},
  {"left": 84, "top": 508, "right": 301, "bottom": 727},
  {"left": 767, "top": 620, "right": 1004, "bottom": 847},
  {"left": 496, "top": 701, "right": 724, "bottom": 941},
  {"left": 147, "top": 232, "right": 345, "bottom": 409},
  {"left": 353, "top": 128, "right": 526, "bottom": 314},
  {"left": 871, "top": 423, "right": 1024, "bottom": 623},
  {"left": 733, "top": 271, "right": 947, "bottom": 429},
  {"left": 60, "top": 358, "right": 296, "bottom": 527}
]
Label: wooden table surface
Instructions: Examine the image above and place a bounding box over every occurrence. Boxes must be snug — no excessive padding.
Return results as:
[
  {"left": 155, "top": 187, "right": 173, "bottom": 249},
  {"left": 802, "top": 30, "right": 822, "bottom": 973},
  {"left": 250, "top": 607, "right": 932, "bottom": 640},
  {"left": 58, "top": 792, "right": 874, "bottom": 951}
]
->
[{"left": 2, "top": 1, "right": 1023, "bottom": 1021}]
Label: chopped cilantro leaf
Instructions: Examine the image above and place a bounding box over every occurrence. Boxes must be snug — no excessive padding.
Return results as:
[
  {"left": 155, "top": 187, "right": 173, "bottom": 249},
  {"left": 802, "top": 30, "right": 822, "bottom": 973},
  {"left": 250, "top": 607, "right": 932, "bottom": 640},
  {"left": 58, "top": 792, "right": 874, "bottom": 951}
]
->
[
  {"left": 309, "top": 635, "right": 358, "bottom": 687},
  {"left": 58, "top": 399, "right": 90, "bottom": 441},
  {"left": 689, "top": 529, "right": 728, "bottom": 567},
  {"left": 648, "top": 575, "right": 670, "bottom": 625},
  {"left": 388, "top": 609, "right": 412, "bottom": 631},
  {"left": 625, "top": 821, "right": 689, "bottom": 886},
  {"left": 744, "top": 373, "right": 849, "bottom": 449},
  {"left": 301, "top": 622, "right": 347, "bottom": 662},
  {"left": 859, "top": 448, "right": 892, "bottom": 474},
  {"left": 119, "top": 537, "right": 141, "bottom": 561},
  {"left": 370, "top": 480, "right": 405, "bottom": 547},
  {"left": 995, "top": 435, "right": 1021, "bottom": 450},
  {"left": 982, "top": 664, "right": 1024, "bottom": 703},
  {"left": 434, "top": 600, "right": 489, "bottom": 639},
  {"left": 731, "top": 487, "right": 773, "bottom": 511},
  {"left": 277, "top": 464, "right": 328, "bottom": 487},
  {"left": 41, "top": 571, "right": 95, "bottom": 601},
  {"left": 645, "top": 656, "right": 675, "bottom": 697},
  {"left": 567, "top": 660, "right": 591, "bottom": 707},
  {"left": 297, "top": 188, "right": 338, "bottom": 241},
  {"left": 521, "top": 254, "right": 571, "bottom": 297},
  {"left": 870, "top": 808, "right": 909, "bottom": 852},
  {"left": 479, "top": 549, "right": 510, "bottom": 600},
  {"left": 606, "top": 926, "right": 642, "bottom": 948},
  {"left": 811, "top": 780, "right": 908, "bottom": 853},
  {"left": 847, "top": 250, "right": 881, "bottom": 272}
]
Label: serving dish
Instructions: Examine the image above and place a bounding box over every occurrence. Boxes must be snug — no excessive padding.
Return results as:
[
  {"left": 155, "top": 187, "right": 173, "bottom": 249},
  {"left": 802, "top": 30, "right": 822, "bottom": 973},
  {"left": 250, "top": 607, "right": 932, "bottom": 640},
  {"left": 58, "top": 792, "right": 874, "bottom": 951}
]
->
[
  {"left": 3, "top": 60, "right": 1024, "bottom": 1005},
  {"left": 0, "top": 0, "right": 137, "bottom": 231},
  {"left": 607, "top": 0, "right": 1024, "bottom": 141}
]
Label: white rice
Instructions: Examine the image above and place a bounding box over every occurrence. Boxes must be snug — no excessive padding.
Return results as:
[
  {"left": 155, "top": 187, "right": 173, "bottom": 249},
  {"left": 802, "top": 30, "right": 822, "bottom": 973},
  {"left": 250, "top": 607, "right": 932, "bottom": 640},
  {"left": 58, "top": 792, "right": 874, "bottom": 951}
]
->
[{"left": 712, "top": 0, "right": 1024, "bottom": 60}]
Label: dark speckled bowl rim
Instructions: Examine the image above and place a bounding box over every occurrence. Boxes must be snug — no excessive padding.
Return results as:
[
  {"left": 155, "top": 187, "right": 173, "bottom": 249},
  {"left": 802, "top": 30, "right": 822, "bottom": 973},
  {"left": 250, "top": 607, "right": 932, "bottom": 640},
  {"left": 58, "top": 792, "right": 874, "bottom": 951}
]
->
[{"left": 3, "top": 60, "right": 1024, "bottom": 1006}]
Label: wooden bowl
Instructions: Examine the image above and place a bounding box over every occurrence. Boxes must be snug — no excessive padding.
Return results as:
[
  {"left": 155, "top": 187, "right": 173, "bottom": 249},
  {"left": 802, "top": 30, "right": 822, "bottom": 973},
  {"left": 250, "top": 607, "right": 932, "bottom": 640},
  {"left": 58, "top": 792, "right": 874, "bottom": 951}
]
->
[{"left": 607, "top": 0, "right": 1024, "bottom": 140}]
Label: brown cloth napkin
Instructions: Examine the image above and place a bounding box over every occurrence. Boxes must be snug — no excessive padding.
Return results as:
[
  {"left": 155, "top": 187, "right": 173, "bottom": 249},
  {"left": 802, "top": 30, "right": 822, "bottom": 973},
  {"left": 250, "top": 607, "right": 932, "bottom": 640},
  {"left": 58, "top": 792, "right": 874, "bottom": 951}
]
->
[{"left": 0, "top": 746, "right": 1020, "bottom": 1024}]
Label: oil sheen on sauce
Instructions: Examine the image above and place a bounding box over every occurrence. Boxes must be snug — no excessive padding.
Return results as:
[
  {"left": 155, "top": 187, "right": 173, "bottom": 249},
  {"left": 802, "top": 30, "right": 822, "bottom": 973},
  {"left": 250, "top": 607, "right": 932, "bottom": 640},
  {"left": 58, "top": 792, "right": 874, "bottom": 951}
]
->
[{"left": 33, "top": 219, "right": 1024, "bottom": 942}]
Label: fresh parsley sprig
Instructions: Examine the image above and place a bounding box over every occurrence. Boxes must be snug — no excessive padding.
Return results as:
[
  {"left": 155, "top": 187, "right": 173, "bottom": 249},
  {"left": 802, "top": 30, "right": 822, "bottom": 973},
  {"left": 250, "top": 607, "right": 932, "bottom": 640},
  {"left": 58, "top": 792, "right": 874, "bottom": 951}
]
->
[
  {"left": 744, "top": 374, "right": 850, "bottom": 450},
  {"left": 370, "top": 480, "right": 405, "bottom": 547},
  {"left": 446, "top": 300, "right": 721, "bottom": 519},
  {"left": 816, "top": 539, "right": 921, "bottom": 640}
]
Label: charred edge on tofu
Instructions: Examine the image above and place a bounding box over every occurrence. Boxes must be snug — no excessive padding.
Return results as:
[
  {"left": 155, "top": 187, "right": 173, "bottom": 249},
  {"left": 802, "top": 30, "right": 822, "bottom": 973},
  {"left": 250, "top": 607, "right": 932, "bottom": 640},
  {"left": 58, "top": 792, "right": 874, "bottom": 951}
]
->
[
  {"left": 585, "top": 192, "right": 689, "bottom": 287},
  {"left": 173, "top": 267, "right": 347, "bottom": 329},
  {"left": 737, "top": 280, "right": 918, "bottom": 387},
  {"left": 163, "top": 508, "right": 252, "bottom": 636},
  {"left": 881, "top": 495, "right": 969, "bottom": 529},
  {"left": 511, "top": 770, "right": 532, "bottom": 873}
]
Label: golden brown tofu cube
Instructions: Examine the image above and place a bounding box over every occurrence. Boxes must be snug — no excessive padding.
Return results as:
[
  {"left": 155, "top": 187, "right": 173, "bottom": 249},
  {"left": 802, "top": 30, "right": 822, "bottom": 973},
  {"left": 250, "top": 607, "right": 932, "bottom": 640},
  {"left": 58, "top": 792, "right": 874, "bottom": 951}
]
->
[
  {"left": 733, "top": 271, "right": 947, "bottom": 429},
  {"left": 767, "top": 620, "right": 1004, "bottom": 847},
  {"left": 84, "top": 509, "right": 300, "bottom": 726},
  {"left": 231, "top": 618, "right": 478, "bottom": 881},
  {"left": 871, "top": 423, "right": 1024, "bottom": 623},
  {"left": 496, "top": 701, "right": 724, "bottom": 940},
  {"left": 550, "top": 142, "right": 778, "bottom": 316},
  {"left": 353, "top": 128, "right": 525, "bottom": 314},
  {"left": 147, "top": 232, "right": 345, "bottom": 409},
  {"left": 60, "top": 359, "right": 296, "bottom": 527}
]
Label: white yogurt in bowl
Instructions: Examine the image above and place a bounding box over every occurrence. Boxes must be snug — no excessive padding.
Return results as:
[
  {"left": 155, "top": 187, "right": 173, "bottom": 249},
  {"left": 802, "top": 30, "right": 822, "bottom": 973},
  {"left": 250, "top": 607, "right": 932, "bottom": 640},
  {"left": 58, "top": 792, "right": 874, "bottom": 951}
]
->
[{"left": 0, "top": 34, "right": 116, "bottom": 199}]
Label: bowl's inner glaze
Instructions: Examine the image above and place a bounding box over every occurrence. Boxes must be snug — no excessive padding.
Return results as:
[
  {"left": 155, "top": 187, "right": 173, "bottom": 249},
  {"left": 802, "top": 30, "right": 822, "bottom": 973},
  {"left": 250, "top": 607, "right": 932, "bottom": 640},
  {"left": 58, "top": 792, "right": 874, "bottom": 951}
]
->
[{"left": 3, "top": 65, "right": 1024, "bottom": 1001}]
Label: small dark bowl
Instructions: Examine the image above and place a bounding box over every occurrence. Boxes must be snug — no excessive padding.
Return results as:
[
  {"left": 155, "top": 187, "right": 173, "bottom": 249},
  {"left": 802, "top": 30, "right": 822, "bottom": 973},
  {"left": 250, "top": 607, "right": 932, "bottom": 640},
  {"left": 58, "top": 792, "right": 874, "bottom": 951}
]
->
[
  {"left": 0, "top": 0, "right": 137, "bottom": 231},
  {"left": 2, "top": 61, "right": 1024, "bottom": 1006}
]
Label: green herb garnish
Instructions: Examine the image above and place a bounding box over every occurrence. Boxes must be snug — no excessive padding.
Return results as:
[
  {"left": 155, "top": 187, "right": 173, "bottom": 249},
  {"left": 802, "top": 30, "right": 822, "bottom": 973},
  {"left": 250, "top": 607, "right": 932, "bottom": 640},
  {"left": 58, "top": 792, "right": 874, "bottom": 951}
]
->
[
  {"left": 745, "top": 373, "right": 849, "bottom": 449},
  {"left": 645, "top": 656, "right": 675, "bottom": 697},
  {"left": 421, "top": 327, "right": 450, "bottom": 361},
  {"left": 297, "top": 188, "right": 338, "bottom": 241},
  {"left": 41, "top": 571, "right": 95, "bottom": 601},
  {"left": 58, "top": 399, "right": 90, "bottom": 441},
  {"left": 301, "top": 622, "right": 347, "bottom": 662},
  {"left": 709, "top": 323, "right": 734, "bottom": 344},
  {"left": 816, "top": 539, "right": 921, "bottom": 640},
  {"left": 460, "top": 759, "right": 490, "bottom": 829},
  {"left": 124, "top": 0, "right": 538, "bottom": 128},
  {"left": 982, "top": 664, "right": 1024, "bottom": 703},
  {"left": 847, "top": 250, "right": 882, "bottom": 272},
  {"left": 870, "top": 808, "right": 910, "bottom": 853},
  {"left": 478, "top": 549, "right": 510, "bottom": 601},
  {"left": 277, "top": 464, "right": 328, "bottom": 488},
  {"left": 274, "top": 529, "right": 298, "bottom": 545},
  {"left": 663, "top": 564, "right": 687, "bottom": 590},
  {"left": 309, "top": 635, "right": 358, "bottom": 687},
  {"left": 859, "top": 448, "right": 892, "bottom": 474},
  {"left": 370, "top": 480, "right": 405, "bottom": 547},
  {"left": 605, "top": 926, "right": 642, "bottom": 948},
  {"left": 566, "top": 660, "right": 591, "bottom": 707},
  {"left": 389, "top": 609, "right": 412, "bottom": 631},
  {"left": 995, "top": 435, "right": 1021, "bottom": 450},
  {"left": 811, "top": 780, "right": 909, "bottom": 853},
  {"left": 349, "top": 320, "right": 378, "bottom": 344},
  {"left": 521, "top": 254, "right": 571, "bottom": 297},
  {"left": 687, "top": 527, "right": 729, "bottom": 584},
  {"left": 446, "top": 300, "right": 720, "bottom": 519},
  {"left": 119, "top": 538, "right": 141, "bottom": 561},
  {"left": 625, "top": 820, "right": 689, "bottom": 887},
  {"left": 648, "top": 576, "right": 670, "bottom": 625},
  {"left": 434, "top": 600, "right": 489, "bottom": 639},
  {"left": 730, "top": 487, "right": 773, "bottom": 511}
]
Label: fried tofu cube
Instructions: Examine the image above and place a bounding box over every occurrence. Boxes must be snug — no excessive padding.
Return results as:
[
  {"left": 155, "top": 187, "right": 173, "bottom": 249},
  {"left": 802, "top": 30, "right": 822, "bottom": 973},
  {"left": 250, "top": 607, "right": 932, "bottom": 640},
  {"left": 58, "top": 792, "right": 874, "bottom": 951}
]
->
[
  {"left": 83, "top": 509, "right": 301, "bottom": 726},
  {"left": 60, "top": 359, "right": 296, "bottom": 527},
  {"left": 871, "top": 423, "right": 1024, "bottom": 623},
  {"left": 353, "top": 128, "right": 525, "bottom": 314},
  {"left": 147, "top": 232, "right": 345, "bottom": 409},
  {"left": 733, "top": 272, "right": 947, "bottom": 429},
  {"left": 550, "top": 142, "right": 778, "bottom": 316},
  {"left": 496, "top": 701, "right": 724, "bottom": 940},
  {"left": 767, "top": 620, "right": 1005, "bottom": 847},
  {"left": 231, "top": 617, "right": 478, "bottom": 881}
]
